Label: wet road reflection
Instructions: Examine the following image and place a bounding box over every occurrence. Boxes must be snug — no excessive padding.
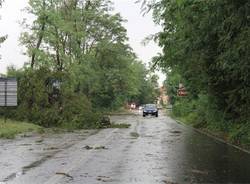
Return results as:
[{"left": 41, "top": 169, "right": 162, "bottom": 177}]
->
[{"left": 164, "top": 117, "right": 250, "bottom": 183}]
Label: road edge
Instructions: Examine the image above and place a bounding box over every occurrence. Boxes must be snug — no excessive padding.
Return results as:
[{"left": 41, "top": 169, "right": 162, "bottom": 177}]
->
[{"left": 172, "top": 117, "right": 250, "bottom": 154}]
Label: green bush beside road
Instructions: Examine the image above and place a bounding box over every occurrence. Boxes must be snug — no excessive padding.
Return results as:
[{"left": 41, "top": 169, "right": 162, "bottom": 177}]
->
[{"left": 170, "top": 97, "right": 250, "bottom": 150}]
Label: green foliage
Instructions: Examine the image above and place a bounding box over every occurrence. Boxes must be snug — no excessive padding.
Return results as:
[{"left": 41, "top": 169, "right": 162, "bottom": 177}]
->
[
  {"left": 129, "top": 72, "right": 160, "bottom": 105},
  {"left": 151, "top": 0, "right": 250, "bottom": 145},
  {"left": 0, "top": 119, "right": 42, "bottom": 139},
  {"left": 164, "top": 69, "right": 181, "bottom": 104},
  {"left": 172, "top": 98, "right": 193, "bottom": 118},
  {"left": 228, "top": 122, "right": 250, "bottom": 146},
  {"left": 1, "top": 67, "right": 101, "bottom": 128},
  {"left": 155, "top": 0, "right": 250, "bottom": 121},
  {"left": 0, "top": 0, "right": 159, "bottom": 130},
  {"left": 171, "top": 95, "right": 250, "bottom": 147},
  {"left": 107, "top": 123, "right": 131, "bottom": 129}
]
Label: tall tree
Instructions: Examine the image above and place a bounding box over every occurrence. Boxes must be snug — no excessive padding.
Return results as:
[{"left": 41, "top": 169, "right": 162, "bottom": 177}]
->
[
  {"left": 21, "top": 0, "right": 128, "bottom": 70},
  {"left": 13, "top": 0, "right": 155, "bottom": 127},
  {"left": 149, "top": 0, "right": 250, "bottom": 122}
]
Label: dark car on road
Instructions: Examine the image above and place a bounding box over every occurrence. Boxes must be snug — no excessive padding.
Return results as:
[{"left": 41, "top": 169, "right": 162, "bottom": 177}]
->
[{"left": 143, "top": 104, "right": 158, "bottom": 117}]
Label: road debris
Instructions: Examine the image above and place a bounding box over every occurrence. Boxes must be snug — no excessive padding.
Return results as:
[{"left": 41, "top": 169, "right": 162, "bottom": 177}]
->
[
  {"left": 83, "top": 145, "right": 108, "bottom": 150},
  {"left": 97, "top": 175, "right": 112, "bottom": 182},
  {"left": 55, "top": 172, "right": 73, "bottom": 179},
  {"left": 94, "top": 146, "right": 108, "bottom": 150},
  {"left": 84, "top": 145, "right": 93, "bottom": 150},
  {"left": 35, "top": 139, "right": 44, "bottom": 143},
  {"left": 130, "top": 132, "right": 139, "bottom": 138}
]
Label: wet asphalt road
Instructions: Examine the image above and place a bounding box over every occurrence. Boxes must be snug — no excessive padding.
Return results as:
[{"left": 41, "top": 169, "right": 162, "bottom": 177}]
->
[{"left": 1, "top": 111, "right": 250, "bottom": 184}]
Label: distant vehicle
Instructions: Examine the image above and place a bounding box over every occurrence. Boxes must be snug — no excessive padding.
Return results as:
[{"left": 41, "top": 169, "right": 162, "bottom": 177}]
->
[{"left": 143, "top": 104, "right": 158, "bottom": 117}]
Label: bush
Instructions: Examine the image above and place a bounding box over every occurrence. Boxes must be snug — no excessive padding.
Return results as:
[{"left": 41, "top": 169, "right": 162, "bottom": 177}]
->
[
  {"left": 228, "top": 122, "right": 250, "bottom": 145},
  {"left": 60, "top": 93, "right": 101, "bottom": 129},
  {"left": 172, "top": 97, "right": 195, "bottom": 118},
  {"left": 172, "top": 94, "right": 250, "bottom": 147},
  {"left": 172, "top": 94, "right": 225, "bottom": 129},
  {"left": 0, "top": 68, "right": 101, "bottom": 129}
]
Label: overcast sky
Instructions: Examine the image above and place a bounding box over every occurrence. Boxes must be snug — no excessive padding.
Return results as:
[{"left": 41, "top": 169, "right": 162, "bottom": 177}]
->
[{"left": 0, "top": 0, "right": 165, "bottom": 84}]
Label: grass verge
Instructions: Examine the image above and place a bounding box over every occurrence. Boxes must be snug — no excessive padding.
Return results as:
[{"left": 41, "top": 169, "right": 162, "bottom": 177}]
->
[{"left": 0, "top": 119, "right": 42, "bottom": 139}]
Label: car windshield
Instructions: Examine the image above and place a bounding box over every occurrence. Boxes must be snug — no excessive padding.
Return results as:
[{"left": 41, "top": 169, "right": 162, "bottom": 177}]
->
[{"left": 144, "top": 104, "right": 157, "bottom": 110}]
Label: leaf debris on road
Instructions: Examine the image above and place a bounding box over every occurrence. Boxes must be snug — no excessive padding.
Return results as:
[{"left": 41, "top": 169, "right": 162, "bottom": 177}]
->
[{"left": 55, "top": 172, "right": 73, "bottom": 179}]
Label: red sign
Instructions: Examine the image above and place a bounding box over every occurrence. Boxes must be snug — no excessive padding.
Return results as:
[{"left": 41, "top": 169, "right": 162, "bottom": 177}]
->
[{"left": 177, "top": 88, "right": 187, "bottom": 97}]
